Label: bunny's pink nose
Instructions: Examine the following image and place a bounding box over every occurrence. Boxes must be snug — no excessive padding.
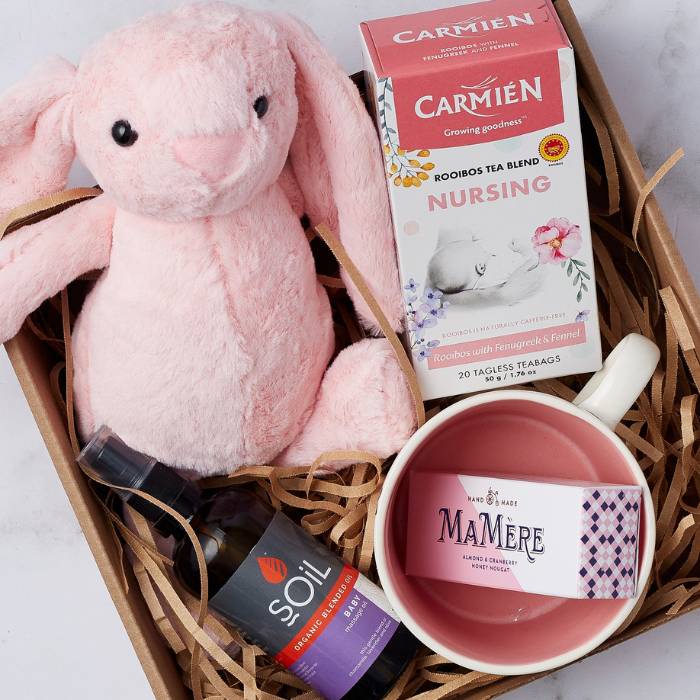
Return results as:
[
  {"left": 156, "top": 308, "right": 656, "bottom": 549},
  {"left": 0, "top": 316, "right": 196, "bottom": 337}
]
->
[{"left": 173, "top": 133, "right": 241, "bottom": 182}]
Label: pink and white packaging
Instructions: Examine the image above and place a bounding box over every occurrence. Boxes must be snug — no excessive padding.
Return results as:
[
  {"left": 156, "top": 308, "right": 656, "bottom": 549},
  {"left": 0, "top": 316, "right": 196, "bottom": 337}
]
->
[
  {"left": 406, "top": 472, "right": 642, "bottom": 599},
  {"left": 361, "top": 0, "right": 602, "bottom": 400}
]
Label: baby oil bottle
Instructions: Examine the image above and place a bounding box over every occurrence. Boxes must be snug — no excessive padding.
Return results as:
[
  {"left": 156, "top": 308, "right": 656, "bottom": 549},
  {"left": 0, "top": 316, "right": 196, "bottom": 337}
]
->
[{"left": 78, "top": 426, "right": 419, "bottom": 700}]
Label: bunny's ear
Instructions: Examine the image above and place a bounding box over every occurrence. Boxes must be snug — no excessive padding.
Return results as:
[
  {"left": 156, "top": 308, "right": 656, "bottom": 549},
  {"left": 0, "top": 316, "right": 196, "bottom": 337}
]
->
[
  {"left": 280, "top": 15, "right": 404, "bottom": 332},
  {"left": 0, "top": 57, "right": 76, "bottom": 217}
]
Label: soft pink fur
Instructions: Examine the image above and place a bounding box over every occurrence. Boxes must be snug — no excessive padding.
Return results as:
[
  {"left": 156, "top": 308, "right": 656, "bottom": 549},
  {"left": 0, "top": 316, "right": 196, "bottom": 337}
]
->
[
  {"left": 0, "top": 57, "right": 76, "bottom": 217},
  {"left": 0, "top": 3, "right": 414, "bottom": 476}
]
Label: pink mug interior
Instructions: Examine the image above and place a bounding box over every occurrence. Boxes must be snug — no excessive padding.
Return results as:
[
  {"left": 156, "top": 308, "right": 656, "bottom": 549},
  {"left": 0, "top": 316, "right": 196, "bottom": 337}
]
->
[{"left": 382, "top": 396, "right": 649, "bottom": 669}]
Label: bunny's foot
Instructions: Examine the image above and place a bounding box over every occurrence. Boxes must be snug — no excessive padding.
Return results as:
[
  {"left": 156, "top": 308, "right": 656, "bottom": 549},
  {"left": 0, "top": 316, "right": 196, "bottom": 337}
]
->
[{"left": 276, "top": 338, "right": 416, "bottom": 468}]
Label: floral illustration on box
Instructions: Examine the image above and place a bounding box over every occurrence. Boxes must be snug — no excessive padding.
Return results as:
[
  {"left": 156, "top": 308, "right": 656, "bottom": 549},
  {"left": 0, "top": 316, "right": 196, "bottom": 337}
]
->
[
  {"left": 575, "top": 309, "right": 591, "bottom": 323},
  {"left": 378, "top": 77, "right": 436, "bottom": 188},
  {"left": 532, "top": 217, "right": 590, "bottom": 302},
  {"left": 404, "top": 278, "right": 449, "bottom": 361}
]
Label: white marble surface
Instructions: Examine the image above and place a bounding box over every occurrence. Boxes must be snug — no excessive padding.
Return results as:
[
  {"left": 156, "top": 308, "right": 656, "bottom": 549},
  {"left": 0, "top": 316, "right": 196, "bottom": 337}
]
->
[{"left": 0, "top": 1, "right": 698, "bottom": 698}]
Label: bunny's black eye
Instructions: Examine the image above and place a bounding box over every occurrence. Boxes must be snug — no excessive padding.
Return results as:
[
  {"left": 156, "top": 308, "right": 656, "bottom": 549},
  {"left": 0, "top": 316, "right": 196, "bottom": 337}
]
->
[
  {"left": 253, "top": 96, "right": 269, "bottom": 119},
  {"left": 111, "top": 120, "right": 138, "bottom": 147}
]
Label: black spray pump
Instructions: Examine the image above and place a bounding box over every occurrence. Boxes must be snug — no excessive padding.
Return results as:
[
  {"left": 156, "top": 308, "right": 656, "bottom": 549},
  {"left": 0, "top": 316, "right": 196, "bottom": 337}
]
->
[
  {"left": 78, "top": 426, "right": 419, "bottom": 700},
  {"left": 78, "top": 426, "right": 201, "bottom": 538}
]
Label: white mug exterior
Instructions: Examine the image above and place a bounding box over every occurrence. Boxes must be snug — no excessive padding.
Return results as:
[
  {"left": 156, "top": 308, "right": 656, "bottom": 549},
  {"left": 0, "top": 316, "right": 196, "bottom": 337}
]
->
[
  {"left": 574, "top": 333, "right": 661, "bottom": 428},
  {"left": 375, "top": 334, "right": 659, "bottom": 675}
]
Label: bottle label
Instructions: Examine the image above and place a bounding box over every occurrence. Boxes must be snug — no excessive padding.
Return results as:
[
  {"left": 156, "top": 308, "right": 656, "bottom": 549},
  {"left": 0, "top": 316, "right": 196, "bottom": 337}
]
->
[{"left": 209, "top": 511, "right": 400, "bottom": 699}]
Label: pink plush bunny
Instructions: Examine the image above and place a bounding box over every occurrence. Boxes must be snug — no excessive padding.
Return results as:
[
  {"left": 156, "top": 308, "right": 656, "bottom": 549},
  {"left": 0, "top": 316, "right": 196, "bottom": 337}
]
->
[{"left": 0, "top": 3, "right": 416, "bottom": 476}]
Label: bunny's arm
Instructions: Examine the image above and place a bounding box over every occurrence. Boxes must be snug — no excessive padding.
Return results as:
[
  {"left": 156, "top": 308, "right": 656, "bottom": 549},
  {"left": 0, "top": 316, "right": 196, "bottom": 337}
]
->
[{"left": 0, "top": 195, "right": 115, "bottom": 343}]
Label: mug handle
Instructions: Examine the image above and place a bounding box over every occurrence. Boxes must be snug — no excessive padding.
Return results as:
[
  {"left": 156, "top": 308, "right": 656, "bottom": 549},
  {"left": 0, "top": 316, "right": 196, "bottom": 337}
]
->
[{"left": 573, "top": 333, "right": 660, "bottom": 429}]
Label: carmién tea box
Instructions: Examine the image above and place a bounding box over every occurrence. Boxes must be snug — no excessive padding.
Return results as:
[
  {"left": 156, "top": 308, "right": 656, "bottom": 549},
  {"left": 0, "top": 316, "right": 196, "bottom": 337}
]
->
[
  {"left": 406, "top": 473, "right": 642, "bottom": 599},
  {"left": 360, "top": 0, "right": 602, "bottom": 400}
]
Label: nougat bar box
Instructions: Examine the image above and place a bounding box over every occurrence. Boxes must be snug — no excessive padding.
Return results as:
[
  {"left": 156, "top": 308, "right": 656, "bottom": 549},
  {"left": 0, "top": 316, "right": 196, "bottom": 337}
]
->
[
  {"left": 361, "top": 0, "right": 602, "bottom": 399},
  {"left": 407, "top": 473, "right": 642, "bottom": 599}
]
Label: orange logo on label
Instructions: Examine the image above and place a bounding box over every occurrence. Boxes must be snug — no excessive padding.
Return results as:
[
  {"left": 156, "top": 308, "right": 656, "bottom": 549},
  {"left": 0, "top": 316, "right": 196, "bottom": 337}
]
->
[
  {"left": 539, "top": 134, "right": 569, "bottom": 162},
  {"left": 257, "top": 557, "right": 288, "bottom": 584}
]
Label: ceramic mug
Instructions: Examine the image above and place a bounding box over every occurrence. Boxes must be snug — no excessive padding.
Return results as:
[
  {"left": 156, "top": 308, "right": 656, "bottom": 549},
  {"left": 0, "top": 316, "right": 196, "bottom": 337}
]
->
[{"left": 375, "top": 333, "right": 660, "bottom": 675}]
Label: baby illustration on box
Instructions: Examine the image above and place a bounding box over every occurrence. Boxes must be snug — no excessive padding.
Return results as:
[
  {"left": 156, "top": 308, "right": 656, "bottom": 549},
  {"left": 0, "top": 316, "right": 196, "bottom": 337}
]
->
[{"left": 425, "top": 228, "right": 544, "bottom": 308}]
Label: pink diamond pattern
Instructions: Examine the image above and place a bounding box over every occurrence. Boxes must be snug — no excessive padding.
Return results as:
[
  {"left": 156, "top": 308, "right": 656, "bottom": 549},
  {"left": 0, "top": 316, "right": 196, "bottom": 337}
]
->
[{"left": 577, "top": 487, "right": 641, "bottom": 599}]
